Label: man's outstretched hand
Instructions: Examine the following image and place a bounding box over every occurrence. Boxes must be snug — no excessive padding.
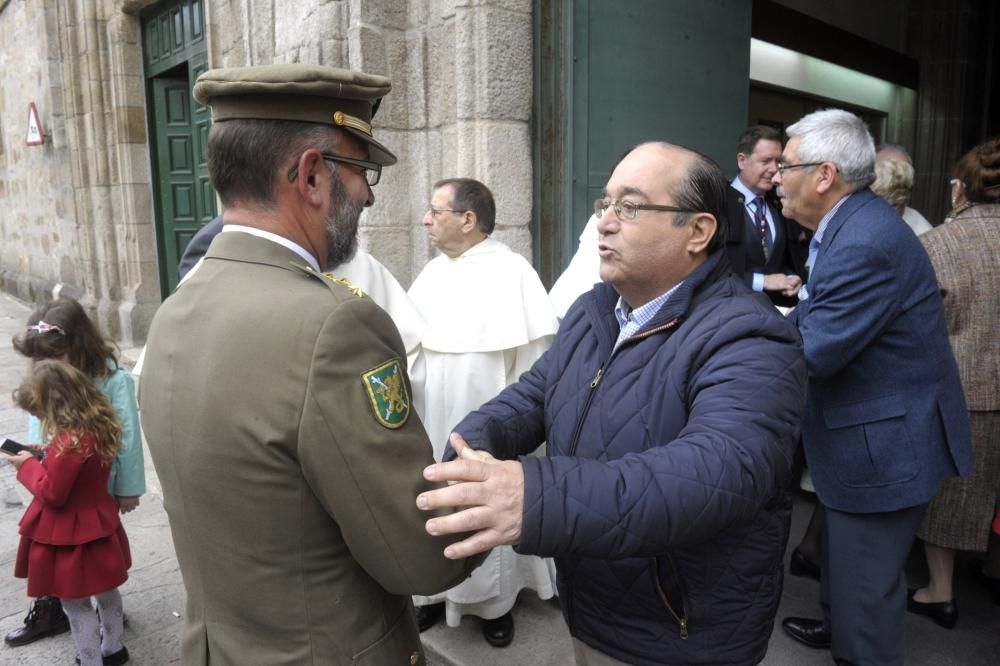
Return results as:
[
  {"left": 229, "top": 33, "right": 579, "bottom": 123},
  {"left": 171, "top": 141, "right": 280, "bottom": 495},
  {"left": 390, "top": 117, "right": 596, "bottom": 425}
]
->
[{"left": 417, "top": 433, "right": 524, "bottom": 560}]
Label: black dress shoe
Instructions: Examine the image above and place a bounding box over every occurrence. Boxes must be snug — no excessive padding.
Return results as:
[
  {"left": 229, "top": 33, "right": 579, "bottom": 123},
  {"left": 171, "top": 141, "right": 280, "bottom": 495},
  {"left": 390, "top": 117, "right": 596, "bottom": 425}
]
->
[
  {"left": 103, "top": 646, "right": 130, "bottom": 665},
  {"left": 4, "top": 597, "right": 70, "bottom": 647},
  {"left": 415, "top": 603, "right": 444, "bottom": 632},
  {"left": 968, "top": 559, "right": 1000, "bottom": 605},
  {"left": 789, "top": 548, "right": 821, "bottom": 581},
  {"left": 907, "top": 589, "right": 958, "bottom": 629},
  {"left": 781, "top": 616, "right": 831, "bottom": 649},
  {"left": 76, "top": 646, "right": 130, "bottom": 665},
  {"left": 482, "top": 611, "right": 514, "bottom": 648}
]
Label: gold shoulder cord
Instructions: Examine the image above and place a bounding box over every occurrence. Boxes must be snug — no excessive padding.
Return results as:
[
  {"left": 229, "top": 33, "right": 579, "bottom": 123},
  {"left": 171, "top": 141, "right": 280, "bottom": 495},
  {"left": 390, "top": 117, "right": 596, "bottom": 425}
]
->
[
  {"left": 294, "top": 264, "right": 366, "bottom": 299},
  {"left": 321, "top": 272, "right": 365, "bottom": 299}
]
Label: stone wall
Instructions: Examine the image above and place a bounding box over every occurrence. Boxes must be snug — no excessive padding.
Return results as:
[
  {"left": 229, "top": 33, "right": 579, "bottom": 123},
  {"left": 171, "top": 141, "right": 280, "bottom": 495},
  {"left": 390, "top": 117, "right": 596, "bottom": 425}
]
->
[
  {"left": 0, "top": 0, "right": 158, "bottom": 345},
  {"left": 0, "top": 1, "right": 80, "bottom": 305},
  {"left": 0, "top": 0, "right": 534, "bottom": 345},
  {"left": 207, "top": 0, "right": 535, "bottom": 286}
]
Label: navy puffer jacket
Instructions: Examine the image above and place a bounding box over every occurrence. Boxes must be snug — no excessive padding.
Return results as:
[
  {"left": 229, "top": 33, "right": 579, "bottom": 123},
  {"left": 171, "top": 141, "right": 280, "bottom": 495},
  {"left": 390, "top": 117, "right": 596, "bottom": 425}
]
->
[{"left": 452, "top": 250, "right": 807, "bottom": 665}]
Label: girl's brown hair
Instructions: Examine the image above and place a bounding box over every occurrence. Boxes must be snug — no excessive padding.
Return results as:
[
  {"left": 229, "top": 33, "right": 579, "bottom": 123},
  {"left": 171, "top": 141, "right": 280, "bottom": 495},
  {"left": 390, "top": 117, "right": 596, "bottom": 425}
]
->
[
  {"left": 12, "top": 360, "right": 122, "bottom": 465},
  {"left": 12, "top": 298, "right": 118, "bottom": 379}
]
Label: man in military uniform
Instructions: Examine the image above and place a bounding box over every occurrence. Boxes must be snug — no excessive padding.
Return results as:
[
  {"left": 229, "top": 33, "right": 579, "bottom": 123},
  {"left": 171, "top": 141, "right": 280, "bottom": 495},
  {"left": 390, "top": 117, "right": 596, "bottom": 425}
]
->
[{"left": 139, "top": 64, "right": 475, "bottom": 665}]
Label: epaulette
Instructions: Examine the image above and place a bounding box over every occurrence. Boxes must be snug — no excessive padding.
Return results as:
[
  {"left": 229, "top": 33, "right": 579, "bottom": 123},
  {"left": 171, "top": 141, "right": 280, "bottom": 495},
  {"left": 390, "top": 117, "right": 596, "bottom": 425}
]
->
[
  {"left": 322, "top": 272, "right": 365, "bottom": 299},
  {"left": 291, "top": 263, "right": 365, "bottom": 299}
]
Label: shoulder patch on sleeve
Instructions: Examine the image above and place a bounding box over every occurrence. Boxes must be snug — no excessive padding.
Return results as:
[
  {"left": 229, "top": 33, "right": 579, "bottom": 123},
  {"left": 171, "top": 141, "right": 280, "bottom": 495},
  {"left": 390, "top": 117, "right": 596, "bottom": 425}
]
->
[{"left": 361, "top": 358, "right": 411, "bottom": 429}]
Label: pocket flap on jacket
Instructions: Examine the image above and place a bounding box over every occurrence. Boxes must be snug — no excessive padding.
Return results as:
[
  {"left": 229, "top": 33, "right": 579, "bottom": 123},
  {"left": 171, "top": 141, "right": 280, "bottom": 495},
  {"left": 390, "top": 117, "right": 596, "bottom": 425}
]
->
[{"left": 824, "top": 395, "right": 906, "bottom": 429}]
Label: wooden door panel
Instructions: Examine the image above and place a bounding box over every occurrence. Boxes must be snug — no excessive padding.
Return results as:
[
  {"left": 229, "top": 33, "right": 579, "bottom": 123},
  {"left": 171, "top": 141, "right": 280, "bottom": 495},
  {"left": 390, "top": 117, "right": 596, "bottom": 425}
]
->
[{"left": 152, "top": 77, "right": 198, "bottom": 293}]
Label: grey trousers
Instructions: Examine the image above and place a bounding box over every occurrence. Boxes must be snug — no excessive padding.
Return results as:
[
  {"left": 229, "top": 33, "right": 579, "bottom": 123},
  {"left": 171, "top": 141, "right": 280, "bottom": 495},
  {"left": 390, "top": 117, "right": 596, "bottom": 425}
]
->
[
  {"left": 821, "top": 502, "right": 926, "bottom": 666},
  {"left": 573, "top": 638, "right": 631, "bottom": 665}
]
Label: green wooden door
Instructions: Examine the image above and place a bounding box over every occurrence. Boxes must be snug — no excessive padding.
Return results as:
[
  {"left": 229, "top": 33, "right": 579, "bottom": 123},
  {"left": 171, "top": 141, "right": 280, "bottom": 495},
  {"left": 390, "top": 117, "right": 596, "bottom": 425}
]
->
[
  {"left": 143, "top": 0, "right": 213, "bottom": 296},
  {"left": 534, "top": 0, "right": 751, "bottom": 281},
  {"left": 151, "top": 75, "right": 214, "bottom": 293}
]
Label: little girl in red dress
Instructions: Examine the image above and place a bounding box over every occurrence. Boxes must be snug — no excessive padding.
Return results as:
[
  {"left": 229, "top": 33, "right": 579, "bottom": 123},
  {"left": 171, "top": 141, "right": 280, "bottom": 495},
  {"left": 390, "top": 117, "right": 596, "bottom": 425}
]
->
[{"left": 7, "top": 360, "right": 132, "bottom": 666}]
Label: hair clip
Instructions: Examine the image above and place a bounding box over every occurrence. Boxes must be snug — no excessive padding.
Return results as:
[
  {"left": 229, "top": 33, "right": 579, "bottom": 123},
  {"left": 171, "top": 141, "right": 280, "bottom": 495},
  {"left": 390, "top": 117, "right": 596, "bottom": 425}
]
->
[{"left": 27, "top": 320, "right": 66, "bottom": 336}]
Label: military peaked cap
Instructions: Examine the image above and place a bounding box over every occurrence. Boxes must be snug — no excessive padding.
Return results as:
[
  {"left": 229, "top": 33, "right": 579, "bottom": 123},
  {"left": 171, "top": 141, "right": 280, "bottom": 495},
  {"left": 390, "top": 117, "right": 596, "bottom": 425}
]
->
[{"left": 193, "top": 63, "right": 397, "bottom": 166}]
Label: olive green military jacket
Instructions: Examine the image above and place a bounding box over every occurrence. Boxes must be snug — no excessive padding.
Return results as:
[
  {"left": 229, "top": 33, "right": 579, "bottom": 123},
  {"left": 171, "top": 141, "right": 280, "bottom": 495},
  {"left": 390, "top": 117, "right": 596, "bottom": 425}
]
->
[{"left": 140, "top": 231, "right": 472, "bottom": 665}]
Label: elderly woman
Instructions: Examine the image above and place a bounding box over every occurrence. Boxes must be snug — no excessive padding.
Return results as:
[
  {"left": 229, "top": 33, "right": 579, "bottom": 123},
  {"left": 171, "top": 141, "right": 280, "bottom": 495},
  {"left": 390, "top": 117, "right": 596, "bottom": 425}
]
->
[
  {"left": 871, "top": 159, "right": 933, "bottom": 235},
  {"left": 907, "top": 136, "right": 1000, "bottom": 628}
]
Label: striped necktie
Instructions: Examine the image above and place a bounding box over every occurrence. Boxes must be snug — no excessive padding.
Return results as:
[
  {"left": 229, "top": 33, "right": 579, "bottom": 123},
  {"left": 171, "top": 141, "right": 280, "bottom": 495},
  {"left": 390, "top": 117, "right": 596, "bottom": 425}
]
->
[{"left": 752, "top": 197, "right": 771, "bottom": 259}]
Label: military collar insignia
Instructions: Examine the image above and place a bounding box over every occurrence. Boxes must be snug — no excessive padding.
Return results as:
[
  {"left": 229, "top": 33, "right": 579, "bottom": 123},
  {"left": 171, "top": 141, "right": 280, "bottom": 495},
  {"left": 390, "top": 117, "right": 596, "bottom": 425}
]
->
[{"left": 362, "top": 359, "right": 411, "bottom": 429}]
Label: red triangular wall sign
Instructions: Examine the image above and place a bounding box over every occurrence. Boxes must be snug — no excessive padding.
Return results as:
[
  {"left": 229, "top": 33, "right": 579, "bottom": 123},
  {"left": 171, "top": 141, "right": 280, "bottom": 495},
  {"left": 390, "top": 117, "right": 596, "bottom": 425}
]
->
[{"left": 26, "top": 103, "right": 45, "bottom": 146}]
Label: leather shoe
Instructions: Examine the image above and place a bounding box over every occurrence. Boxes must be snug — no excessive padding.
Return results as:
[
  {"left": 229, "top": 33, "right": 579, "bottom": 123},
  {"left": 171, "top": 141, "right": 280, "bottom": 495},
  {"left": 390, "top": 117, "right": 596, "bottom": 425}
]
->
[
  {"left": 968, "top": 559, "right": 1000, "bottom": 605},
  {"left": 482, "top": 611, "right": 514, "bottom": 648},
  {"left": 103, "top": 646, "right": 130, "bottom": 665},
  {"left": 789, "top": 548, "right": 821, "bottom": 581},
  {"left": 415, "top": 603, "right": 444, "bottom": 632},
  {"left": 781, "top": 616, "right": 831, "bottom": 649},
  {"left": 907, "top": 589, "right": 957, "bottom": 629},
  {"left": 75, "top": 645, "right": 130, "bottom": 665},
  {"left": 4, "top": 597, "right": 70, "bottom": 647}
]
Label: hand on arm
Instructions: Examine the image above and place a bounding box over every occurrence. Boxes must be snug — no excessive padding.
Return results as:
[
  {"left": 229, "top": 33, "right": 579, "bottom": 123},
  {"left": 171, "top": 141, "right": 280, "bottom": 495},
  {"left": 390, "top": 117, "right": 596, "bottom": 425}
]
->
[{"left": 418, "top": 433, "right": 524, "bottom": 559}]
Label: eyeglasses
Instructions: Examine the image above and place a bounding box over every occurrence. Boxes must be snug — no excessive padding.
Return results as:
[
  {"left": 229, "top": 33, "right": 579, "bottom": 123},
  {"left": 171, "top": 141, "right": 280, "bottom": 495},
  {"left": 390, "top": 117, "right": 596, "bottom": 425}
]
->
[
  {"left": 594, "top": 198, "right": 697, "bottom": 221},
  {"left": 426, "top": 207, "right": 467, "bottom": 218},
  {"left": 287, "top": 152, "right": 382, "bottom": 186},
  {"left": 949, "top": 178, "right": 965, "bottom": 188},
  {"left": 775, "top": 161, "right": 825, "bottom": 174}
]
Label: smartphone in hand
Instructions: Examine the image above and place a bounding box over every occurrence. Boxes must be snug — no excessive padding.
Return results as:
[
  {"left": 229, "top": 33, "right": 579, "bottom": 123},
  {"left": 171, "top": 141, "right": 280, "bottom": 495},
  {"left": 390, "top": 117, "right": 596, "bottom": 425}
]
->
[{"left": 1, "top": 438, "right": 41, "bottom": 458}]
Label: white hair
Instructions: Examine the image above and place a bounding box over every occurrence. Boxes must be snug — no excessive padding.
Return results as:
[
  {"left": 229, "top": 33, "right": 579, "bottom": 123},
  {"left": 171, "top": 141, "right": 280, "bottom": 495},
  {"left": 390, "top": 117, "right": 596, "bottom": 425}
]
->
[{"left": 786, "top": 109, "right": 876, "bottom": 191}]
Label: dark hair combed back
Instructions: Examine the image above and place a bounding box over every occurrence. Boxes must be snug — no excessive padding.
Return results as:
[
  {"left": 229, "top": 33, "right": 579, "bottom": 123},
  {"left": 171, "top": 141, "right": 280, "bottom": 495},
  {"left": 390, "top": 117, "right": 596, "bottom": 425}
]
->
[
  {"left": 13, "top": 360, "right": 122, "bottom": 465},
  {"left": 12, "top": 298, "right": 116, "bottom": 378},
  {"left": 671, "top": 150, "right": 730, "bottom": 254},
  {"left": 736, "top": 125, "right": 782, "bottom": 156},
  {"left": 207, "top": 120, "right": 339, "bottom": 208},
  {"left": 434, "top": 178, "right": 497, "bottom": 234},
  {"left": 955, "top": 136, "right": 1000, "bottom": 204}
]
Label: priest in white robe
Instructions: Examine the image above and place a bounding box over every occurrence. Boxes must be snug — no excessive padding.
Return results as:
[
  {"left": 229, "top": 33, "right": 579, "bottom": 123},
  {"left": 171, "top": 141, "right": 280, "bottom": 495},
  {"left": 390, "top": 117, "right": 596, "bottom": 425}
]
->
[
  {"left": 408, "top": 178, "right": 558, "bottom": 647},
  {"left": 548, "top": 213, "right": 601, "bottom": 321}
]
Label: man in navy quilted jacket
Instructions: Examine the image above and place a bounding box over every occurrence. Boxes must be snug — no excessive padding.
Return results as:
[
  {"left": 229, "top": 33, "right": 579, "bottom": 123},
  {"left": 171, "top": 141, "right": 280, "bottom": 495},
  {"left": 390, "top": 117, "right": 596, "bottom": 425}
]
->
[{"left": 416, "top": 142, "right": 808, "bottom": 665}]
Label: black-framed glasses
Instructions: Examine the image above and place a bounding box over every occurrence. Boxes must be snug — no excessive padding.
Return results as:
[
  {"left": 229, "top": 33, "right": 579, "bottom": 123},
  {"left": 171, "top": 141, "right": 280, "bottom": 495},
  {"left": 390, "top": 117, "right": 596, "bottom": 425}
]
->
[
  {"left": 287, "top": 152, "right": 382, "bottom": 186},
  {"left": 594, "top": 198, "right": 697, "bottom": 221},
  {"left": 776, "top": 161, "right": 824, "bottom": 174},
  {"left": 426, "top": 206, "right": 467, "bottom": 218}
]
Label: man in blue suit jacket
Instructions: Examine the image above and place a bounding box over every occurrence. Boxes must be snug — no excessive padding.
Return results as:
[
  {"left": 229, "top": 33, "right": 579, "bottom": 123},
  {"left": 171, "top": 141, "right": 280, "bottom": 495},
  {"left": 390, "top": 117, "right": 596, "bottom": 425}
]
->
[{"left": 776, "top": 109, "right": 972, "bottom": 665}]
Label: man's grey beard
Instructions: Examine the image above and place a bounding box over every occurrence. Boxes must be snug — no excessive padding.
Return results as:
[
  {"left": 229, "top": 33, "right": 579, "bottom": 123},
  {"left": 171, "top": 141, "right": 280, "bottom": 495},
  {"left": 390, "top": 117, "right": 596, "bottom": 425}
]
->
[{"left": 325, "top": 171, "right": 362, "bottom": 269}]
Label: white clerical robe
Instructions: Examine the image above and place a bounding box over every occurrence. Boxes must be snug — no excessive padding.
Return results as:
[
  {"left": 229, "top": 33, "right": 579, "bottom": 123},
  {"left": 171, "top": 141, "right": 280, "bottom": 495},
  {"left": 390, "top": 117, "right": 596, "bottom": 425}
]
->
[
  {"left": 548, "top": 214, "right": 601, "bottom": 321},
  {"left": 408, "top": 237, "right": 559, "bottom": 625}
]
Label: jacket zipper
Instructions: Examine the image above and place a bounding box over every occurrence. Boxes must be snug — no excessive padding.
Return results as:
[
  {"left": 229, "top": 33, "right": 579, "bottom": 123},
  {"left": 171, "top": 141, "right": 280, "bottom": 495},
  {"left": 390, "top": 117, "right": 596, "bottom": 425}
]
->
[
  {"left": 652, "top": 555, "right": 689, "bottom": 639},
  {"left": 566, "top": 317, "right": 680, "bottom": 457},
  {"left": 564, "top": 317, "right": 682, "bottom": 629}
]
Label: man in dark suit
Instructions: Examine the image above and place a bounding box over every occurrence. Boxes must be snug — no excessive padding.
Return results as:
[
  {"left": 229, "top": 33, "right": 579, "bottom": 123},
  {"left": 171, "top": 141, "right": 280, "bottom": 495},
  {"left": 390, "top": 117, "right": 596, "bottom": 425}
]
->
[
  {"left": 777, "top": 109, "right": 973, "bottom": 665},
  {"left": 726, "top": 125, "right": 810, "bottom": 307},
  {"left": 177, "top": 215, "right": 222, "bottom": 280}
]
